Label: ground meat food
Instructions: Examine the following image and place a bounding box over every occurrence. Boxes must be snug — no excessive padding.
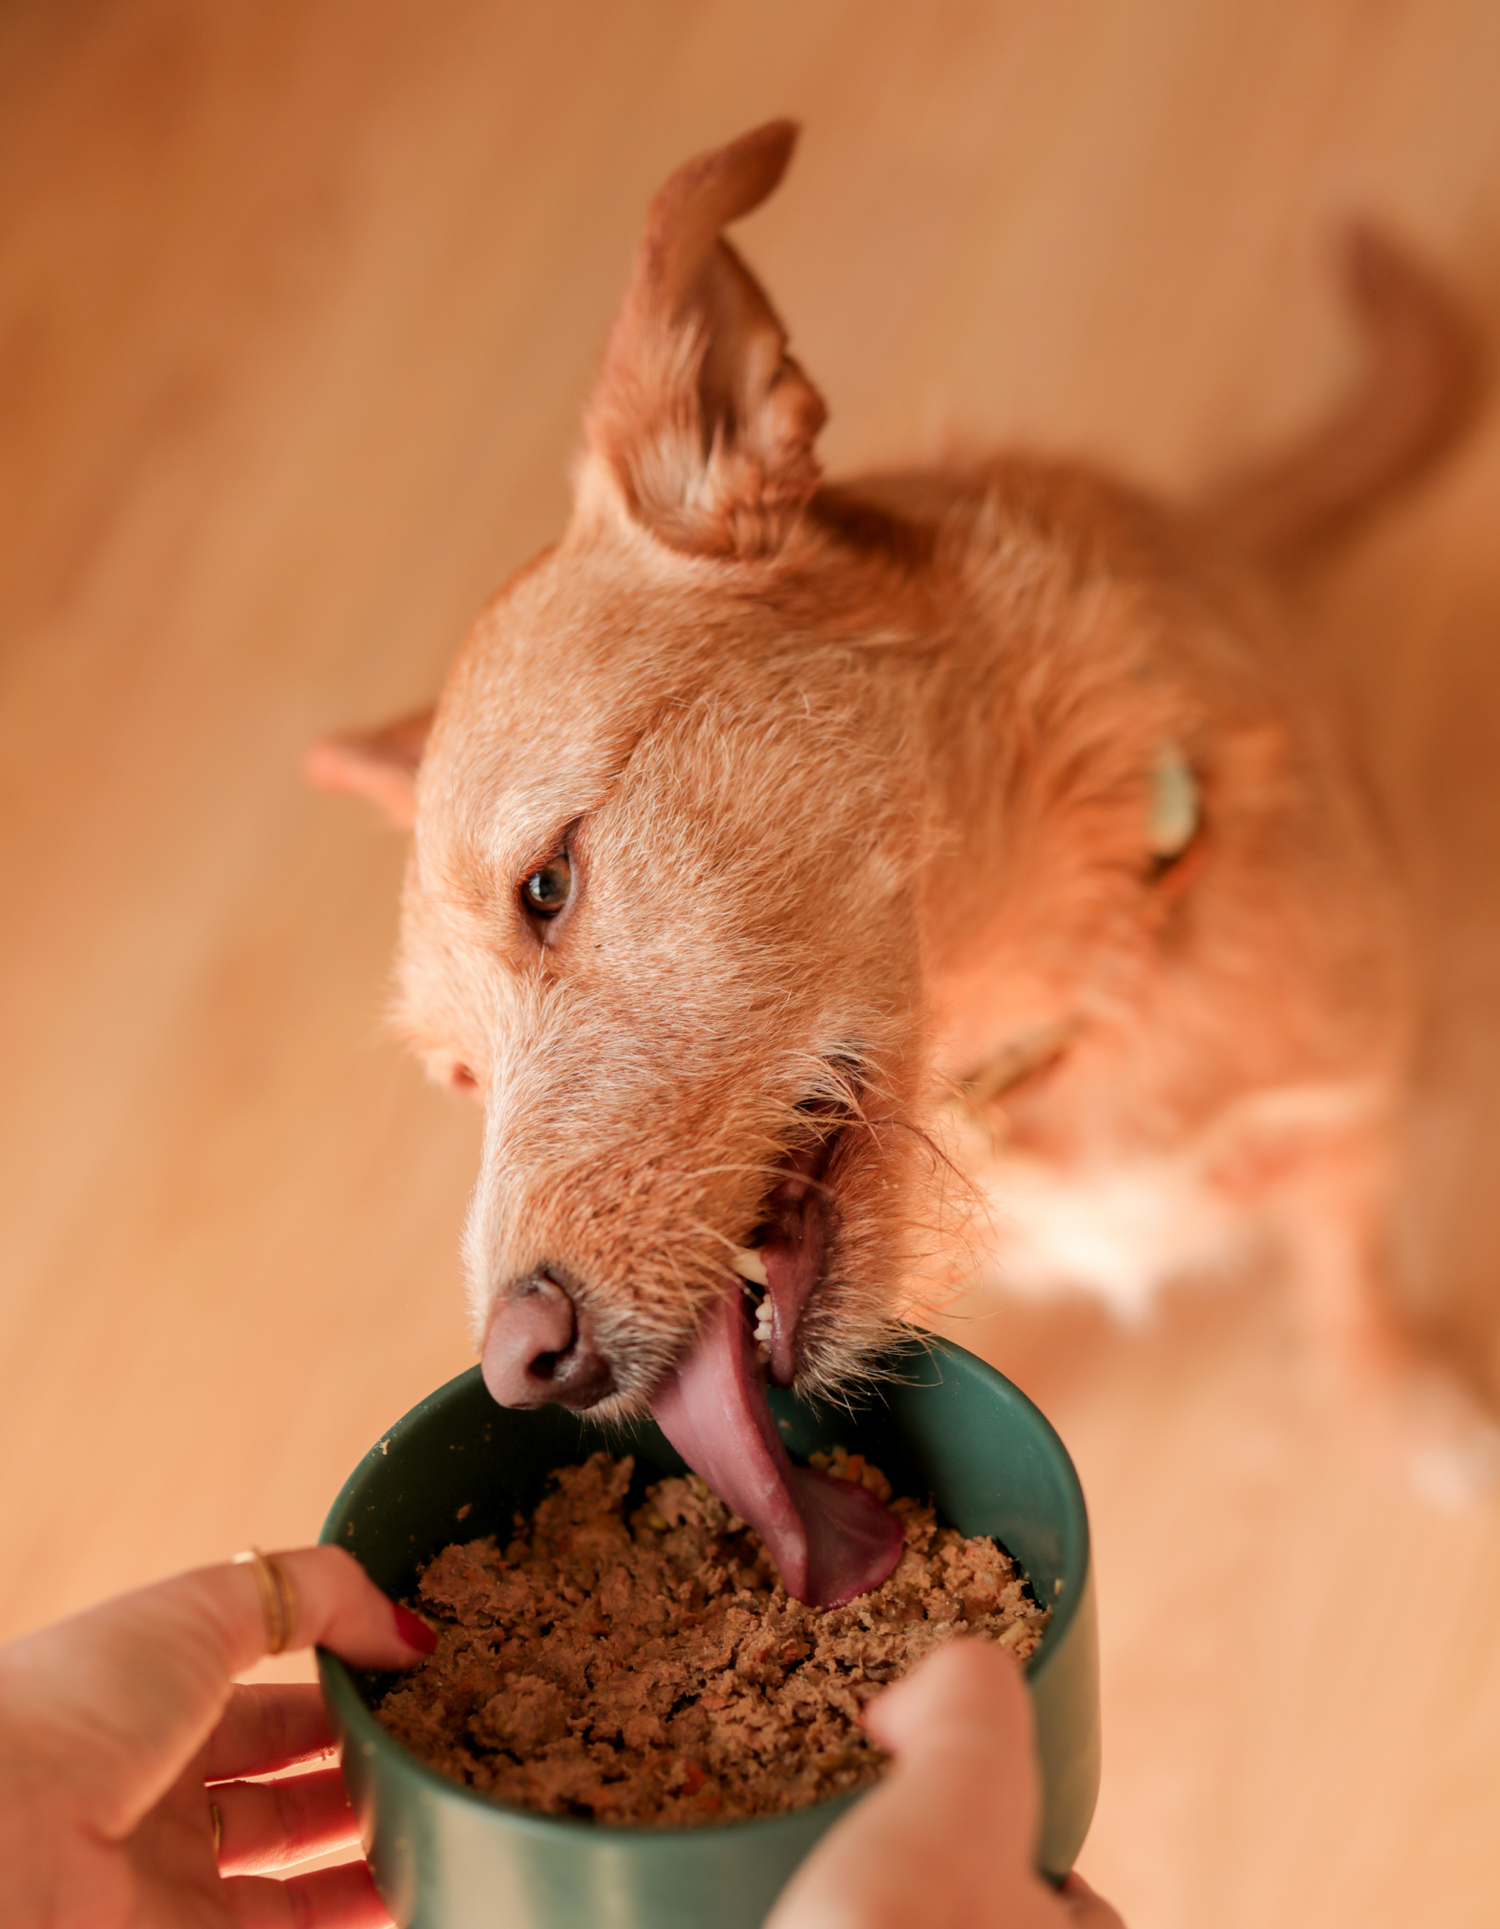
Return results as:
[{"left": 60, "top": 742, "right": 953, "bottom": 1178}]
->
[{"left": 373, "top": 1449, "right": 1049, "bottom": 1827}]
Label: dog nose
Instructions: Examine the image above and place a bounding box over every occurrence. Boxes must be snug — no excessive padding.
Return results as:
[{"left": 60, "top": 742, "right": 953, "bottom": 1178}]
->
[{"left": 480, "top": 1274, "right": 616, "bottom": 1410}]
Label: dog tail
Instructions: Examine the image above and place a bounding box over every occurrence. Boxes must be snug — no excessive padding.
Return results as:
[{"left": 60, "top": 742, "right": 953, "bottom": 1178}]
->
[{"left": 1199, "top": 225, "right": 1483, "bottom": 571}]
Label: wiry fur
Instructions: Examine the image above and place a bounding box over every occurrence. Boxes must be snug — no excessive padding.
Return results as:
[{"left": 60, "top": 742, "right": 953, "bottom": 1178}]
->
[{"left": 311, "top": 123, "right": 1480, "bottom": 1426}]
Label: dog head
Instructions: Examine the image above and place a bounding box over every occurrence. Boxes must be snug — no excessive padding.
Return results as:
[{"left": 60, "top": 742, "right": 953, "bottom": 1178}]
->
[{"left": 313, "top": 125, "right": 942, "bottom": 1423}]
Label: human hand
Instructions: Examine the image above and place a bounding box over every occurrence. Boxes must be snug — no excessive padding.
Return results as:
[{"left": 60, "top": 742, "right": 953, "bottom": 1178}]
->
[
  {"left": 0, "top": 1545, "right": 436, "bottom": 1928},
  {"left": 767, "top": 1638, "right": 1123, "bottom": 1929}
]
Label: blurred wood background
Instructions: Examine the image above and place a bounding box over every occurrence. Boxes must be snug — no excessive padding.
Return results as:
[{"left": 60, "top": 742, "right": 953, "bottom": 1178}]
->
[{"left": 4, "top": 3, "right": 1500, "bottom": 1924}]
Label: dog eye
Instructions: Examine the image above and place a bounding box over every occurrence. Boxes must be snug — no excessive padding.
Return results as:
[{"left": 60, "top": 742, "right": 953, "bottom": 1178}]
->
[
  {"left": 521, "top": 855, "right": 572, "bottom": 919},
  {"left": 450, "top": 1063, "right": 478, "bottom": 1091}
]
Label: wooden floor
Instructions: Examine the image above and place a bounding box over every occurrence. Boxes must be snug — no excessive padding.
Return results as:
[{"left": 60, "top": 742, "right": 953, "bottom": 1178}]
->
[{"left": 4, "top": 4, "right": 1500, "bottom": 1923}]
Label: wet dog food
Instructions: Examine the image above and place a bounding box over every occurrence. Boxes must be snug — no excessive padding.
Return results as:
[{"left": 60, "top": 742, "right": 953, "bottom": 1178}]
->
[{"left": 374, "top": 1449, "right": 1048, "bottom": 1826}]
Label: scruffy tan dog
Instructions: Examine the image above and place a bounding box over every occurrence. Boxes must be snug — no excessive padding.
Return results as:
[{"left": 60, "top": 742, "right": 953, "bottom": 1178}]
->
[{"left": 311, "top": 124, "right": 1481, "bottom": 1586}]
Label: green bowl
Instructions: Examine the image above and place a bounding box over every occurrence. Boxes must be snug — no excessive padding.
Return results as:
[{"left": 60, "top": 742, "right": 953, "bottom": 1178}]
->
[{"left": 319, "top": 1335, "right": 1099, "bottom": 1929}]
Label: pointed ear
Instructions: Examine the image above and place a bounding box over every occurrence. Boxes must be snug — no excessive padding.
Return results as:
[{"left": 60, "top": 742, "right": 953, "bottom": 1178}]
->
[
  {"left": 580, "top": 119, "right": 827, "bottom": 559},
  {"left": 303, "top": 708, "right": 433, "bottom": 831}
]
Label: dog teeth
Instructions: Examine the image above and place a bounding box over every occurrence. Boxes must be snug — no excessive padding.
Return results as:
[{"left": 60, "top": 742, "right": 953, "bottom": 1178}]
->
[{"left": 730, "top": 1246, "right": 769, "bottom": 1287}]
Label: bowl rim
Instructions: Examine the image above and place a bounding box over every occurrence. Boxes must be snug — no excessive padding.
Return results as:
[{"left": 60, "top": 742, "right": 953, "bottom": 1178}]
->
[{"left": 318, "top": 1331, "right": 1091, "bottom": 1841}]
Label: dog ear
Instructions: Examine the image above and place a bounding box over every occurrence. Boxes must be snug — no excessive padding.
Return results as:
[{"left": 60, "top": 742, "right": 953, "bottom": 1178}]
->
[
  {"left": 580, "top": 120, "right": 827, "bottom": 559},
  {"left": 303, "top": 708, "right": 433, "bottom": 831}
]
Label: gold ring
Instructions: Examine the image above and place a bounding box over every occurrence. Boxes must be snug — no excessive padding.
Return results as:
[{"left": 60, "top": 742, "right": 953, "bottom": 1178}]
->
[
  {"left": 210, "top": 1801, "right": 223, "bottom": 1856},
  {"left": 233, "top": 1547, "right": 296, "bottom": 1655}
]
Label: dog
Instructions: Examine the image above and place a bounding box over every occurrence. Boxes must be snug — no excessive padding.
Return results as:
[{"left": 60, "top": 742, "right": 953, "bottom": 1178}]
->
[{"left": 309, "top": 123, "right": 1483, "bottom": 1580}]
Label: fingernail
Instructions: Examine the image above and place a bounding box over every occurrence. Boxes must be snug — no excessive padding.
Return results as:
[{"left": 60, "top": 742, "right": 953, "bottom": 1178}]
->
[{"left": 392, "top": 1602, "right": 439, "bottom": 1654}]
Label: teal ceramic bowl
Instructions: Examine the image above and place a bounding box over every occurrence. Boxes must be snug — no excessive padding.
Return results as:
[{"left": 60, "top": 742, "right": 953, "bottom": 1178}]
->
[{"left": 319, "top": 1335, "right": 1099, "bottom": 1929}]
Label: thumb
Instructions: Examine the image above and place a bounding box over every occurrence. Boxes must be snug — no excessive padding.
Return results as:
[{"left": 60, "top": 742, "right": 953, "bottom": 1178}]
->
[
  {"left": 768, "top": 1639, "right": 1053, "bottom": 1929},
  {"left": 865, "top": 1634, "right": 1037, "bottom": 1787},
  {"left": 0, "top": 1546, "right": 431, "bottom": 1839}
]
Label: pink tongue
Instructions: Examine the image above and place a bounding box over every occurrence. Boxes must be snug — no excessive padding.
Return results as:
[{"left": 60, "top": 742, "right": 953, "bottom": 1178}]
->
[{"left": 651, "top": 1286, "right": 904, "bottom": 1608}]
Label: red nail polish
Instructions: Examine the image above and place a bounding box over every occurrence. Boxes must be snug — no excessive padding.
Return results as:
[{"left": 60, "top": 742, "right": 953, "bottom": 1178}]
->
[{"left": 392, "top": 1602, "right": 439, "bottom": 1654}]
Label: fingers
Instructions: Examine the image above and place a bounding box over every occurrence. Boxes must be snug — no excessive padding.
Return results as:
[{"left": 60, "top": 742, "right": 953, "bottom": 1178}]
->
[
  {"left": 224, "top": 1861, "right": 394, "bottom": 1929},
  {"left": 212, "top": 1766, "right": 361, "bottom": 1876},
  {"left": 0, "top": 1547, "right": 433, "bottom": 1841},
  {"left": 208, "top": 1685, "right": 334, "bottom": 1781},
  {"left": 289, "top": 1546, "right": 440, "bottom": 1668},
  {"left": 863, "top": 1636, "right": 1032, "bottom": 1771},
  {"left": 766, "top": 1638, "right": 1057, "bottom": 1929},
  {"left": 211, "top": 1546, "right": 437, "bottom": 1678}
]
